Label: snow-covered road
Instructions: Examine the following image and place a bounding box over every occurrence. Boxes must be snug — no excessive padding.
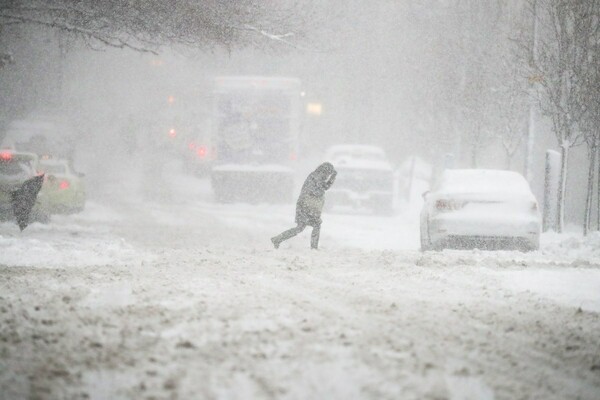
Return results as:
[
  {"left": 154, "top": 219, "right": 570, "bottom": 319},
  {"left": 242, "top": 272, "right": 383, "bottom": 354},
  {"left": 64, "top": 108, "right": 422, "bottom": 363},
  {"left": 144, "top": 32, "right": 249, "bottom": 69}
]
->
[{"left": 1, "top": 170, "right": 599, "bottom": 399}]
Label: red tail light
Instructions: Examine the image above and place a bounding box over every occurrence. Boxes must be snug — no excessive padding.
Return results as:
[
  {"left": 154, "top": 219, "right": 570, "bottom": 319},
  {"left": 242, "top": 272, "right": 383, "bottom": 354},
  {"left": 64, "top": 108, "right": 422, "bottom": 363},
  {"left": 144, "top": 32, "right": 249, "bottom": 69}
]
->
[
  {"left": 168, "top": 128, "right": 177, "bottom": 138},
  {"left": 435, "top": 199, "right": 465, "bottom": 211},
  {"left": 0, "top": 151, "right": 12, "bottom": 161},
  {"left": 59, "top": 180, "right": 70, "bottom": 190},
  {"left": 196, "top": 146, "right": 207, "bottom": 158}
]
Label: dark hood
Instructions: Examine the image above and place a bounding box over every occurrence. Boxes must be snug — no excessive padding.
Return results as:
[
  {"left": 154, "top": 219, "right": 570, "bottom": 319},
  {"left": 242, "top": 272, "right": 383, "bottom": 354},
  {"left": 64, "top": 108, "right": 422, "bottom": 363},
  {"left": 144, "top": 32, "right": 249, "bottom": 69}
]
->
[{"left": 315, "top": 162, "right": 335, "bottom": 178}]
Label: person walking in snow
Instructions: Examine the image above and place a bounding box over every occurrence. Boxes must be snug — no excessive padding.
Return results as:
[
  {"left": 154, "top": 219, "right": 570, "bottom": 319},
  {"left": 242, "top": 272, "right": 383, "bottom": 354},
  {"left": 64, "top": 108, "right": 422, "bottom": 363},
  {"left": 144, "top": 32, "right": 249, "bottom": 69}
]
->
[{"left": 271, "top": 162, "right": 337, "bottom": 250}]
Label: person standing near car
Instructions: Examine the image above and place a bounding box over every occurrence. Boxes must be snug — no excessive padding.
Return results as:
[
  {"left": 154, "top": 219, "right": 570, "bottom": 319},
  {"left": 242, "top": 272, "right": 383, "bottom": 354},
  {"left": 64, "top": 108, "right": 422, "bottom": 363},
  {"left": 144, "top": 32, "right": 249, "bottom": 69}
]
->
[{"left": 271, "top": 162, "right": 337, "bottom": 250}]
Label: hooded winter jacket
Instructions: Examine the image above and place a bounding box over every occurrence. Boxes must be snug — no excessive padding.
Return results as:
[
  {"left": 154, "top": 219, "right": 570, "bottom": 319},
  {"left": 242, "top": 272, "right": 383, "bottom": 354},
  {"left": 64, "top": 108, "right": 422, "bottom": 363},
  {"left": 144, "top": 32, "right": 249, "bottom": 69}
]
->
[{"left": 295, "top": 162, "right": 337, "bottom": 226}]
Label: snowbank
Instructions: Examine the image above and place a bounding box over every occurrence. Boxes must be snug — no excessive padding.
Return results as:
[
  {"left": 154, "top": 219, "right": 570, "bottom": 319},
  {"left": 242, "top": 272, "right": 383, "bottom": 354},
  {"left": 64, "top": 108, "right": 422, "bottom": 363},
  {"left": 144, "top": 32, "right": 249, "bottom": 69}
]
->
[
  {"left": 498, "top": 268, "right": 600, "bottom": 312},
  {"left": 542, "top": 230, "right": 600, "bottom": 262}
]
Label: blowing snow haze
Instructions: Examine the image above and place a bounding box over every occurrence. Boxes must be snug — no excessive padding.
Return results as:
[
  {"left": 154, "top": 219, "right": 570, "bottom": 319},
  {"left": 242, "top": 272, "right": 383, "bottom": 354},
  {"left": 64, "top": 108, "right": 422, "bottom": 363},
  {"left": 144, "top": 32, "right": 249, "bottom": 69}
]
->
[{"left": 1, "top": 1, "right": 600, "bottom": 399}]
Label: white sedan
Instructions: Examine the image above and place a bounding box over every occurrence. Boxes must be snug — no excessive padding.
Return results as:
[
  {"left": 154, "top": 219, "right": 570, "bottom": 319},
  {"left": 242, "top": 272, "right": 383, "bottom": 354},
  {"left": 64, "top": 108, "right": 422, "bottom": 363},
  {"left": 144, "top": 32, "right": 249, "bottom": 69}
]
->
[{"left": 420, "top": 169, "right": 541, "bottom": 251}]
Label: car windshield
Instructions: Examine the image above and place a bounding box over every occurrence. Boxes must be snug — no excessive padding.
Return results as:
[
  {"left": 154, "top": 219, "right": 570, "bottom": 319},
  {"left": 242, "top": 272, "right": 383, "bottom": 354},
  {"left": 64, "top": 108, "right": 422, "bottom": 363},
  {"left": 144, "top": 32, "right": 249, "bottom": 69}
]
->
[
  {"left": 336, "top": 169, "right": 392, "bottom": 191},
  {"left": 438, "top": 170, "right": 530, "bottom": 195},
  {"left": 40, "top": 164, "right": 67, "bottom": 174}
]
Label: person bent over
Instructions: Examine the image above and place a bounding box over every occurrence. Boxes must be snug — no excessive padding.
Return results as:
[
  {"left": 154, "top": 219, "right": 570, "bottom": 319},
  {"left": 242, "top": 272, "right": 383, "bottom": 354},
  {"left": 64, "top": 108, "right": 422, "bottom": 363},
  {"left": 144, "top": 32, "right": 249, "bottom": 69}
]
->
[{"left": 272, "top": 162, "right": 337, "bottom": 249}]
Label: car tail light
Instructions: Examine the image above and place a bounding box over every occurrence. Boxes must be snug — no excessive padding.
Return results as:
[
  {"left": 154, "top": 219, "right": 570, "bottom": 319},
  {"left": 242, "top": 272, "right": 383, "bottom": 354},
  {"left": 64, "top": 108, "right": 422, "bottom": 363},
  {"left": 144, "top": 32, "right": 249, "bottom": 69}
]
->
[
  {"left": 59, "top": 180, "right": 70, "bottom": 190},
  {"left": 168, "top": 128, "right": 177, "bottom": 138},
  {"left": 0, "top": 151, "right": 12, "bottom": 161},
  {"left": 196, "top": 146, "right": 207, "bottom": 158},
  {"left": 435, "top": 199, "right": 465, "bottom": 211}
]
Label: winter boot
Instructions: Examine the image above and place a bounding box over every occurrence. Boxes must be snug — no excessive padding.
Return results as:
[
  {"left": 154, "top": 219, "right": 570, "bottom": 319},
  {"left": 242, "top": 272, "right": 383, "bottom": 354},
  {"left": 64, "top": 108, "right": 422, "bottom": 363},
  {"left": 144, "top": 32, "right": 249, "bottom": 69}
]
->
[{"left": 271, "top": 237, "right": 280, "bottom": 249}]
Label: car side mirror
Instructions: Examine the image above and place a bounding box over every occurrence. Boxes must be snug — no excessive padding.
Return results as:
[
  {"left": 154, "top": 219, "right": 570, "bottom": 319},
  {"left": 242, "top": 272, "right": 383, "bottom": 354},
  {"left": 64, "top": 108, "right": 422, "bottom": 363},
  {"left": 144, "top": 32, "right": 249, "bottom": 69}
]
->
[{"left": 422, "top": 190, "right": 430, "bottom": 199}]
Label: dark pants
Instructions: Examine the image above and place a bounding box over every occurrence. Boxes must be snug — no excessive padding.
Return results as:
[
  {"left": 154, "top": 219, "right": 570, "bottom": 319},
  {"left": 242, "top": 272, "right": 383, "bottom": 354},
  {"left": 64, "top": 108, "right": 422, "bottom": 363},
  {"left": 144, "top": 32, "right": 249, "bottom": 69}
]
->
[{"left": 273, "top": 221, "right": 321, "bottom": 249}]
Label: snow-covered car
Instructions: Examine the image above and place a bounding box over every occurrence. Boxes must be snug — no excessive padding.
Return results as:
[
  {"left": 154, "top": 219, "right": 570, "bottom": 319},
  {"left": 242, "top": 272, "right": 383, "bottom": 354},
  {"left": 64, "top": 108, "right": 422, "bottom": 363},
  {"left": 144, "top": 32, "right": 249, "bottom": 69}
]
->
[
  {"left": 420, "top": 169, "right": 541, "bottom": 251},
  {"left": 0, "top": 150, "right": 49, "bottom": 223},
  {"left": 38, "top": 158, "right": 86, "bottom": 213},
  {"left": 325, "top": 144, "right": 394, "bottom": 214}
]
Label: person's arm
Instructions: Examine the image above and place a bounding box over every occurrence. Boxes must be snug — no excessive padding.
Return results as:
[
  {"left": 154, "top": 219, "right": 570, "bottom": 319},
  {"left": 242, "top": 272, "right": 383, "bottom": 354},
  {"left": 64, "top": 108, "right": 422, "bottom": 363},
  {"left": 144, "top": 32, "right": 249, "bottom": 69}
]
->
[{"left": 322, "top": 170, "right": 337, "bottom": 190}]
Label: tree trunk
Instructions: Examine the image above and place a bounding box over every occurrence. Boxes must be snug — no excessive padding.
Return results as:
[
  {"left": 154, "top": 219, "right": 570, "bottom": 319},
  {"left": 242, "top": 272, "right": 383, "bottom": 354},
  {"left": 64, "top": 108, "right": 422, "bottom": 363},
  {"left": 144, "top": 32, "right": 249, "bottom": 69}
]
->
[
  {"left": 583, "top": 144, "right": 596, "bottom": 236},
  {"left": 556, "top": 142, "right": 569, "bottom": 233},
  {"left": 597, "top": 140, "right": 600, "bottom": 231}
]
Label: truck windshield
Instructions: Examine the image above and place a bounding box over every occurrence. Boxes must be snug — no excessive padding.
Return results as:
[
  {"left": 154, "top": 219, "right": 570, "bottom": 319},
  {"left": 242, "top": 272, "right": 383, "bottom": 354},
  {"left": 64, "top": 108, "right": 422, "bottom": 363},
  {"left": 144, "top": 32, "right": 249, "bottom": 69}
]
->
[{"left": 216, "top": 90, "right": 292, "bottom": 163}]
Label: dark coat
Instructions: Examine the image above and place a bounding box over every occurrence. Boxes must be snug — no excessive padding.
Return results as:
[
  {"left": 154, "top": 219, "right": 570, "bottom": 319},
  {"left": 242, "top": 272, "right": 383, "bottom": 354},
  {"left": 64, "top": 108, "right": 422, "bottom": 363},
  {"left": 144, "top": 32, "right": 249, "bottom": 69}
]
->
[
  {"left": 11, "top": 174, "right": 44, "bottom": 231},
  {"left": 295, "top": 163, "right": 336, "bottom": 226}
]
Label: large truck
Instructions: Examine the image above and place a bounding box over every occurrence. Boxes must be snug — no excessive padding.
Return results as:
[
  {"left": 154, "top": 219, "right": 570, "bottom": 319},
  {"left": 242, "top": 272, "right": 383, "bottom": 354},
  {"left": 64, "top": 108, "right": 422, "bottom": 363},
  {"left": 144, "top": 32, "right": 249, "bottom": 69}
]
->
[{"left": 210, "top": 76, "right": 302, "bottom": 203}]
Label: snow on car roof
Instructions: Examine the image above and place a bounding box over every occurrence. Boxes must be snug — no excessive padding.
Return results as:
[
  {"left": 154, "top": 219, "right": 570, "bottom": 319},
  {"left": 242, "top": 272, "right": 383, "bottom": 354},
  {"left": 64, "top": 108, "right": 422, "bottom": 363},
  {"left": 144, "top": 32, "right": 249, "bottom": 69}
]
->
[
  {"left": 326, "top": 144, "right": 392, "bottom": 171},
  {"left": 326, "top": 144, "right": 385, "bottom": 156},
  {"left": 334, "top": 158, "right": 393, "bottom": 171},
  {"left": 438, "top": 169, "right": 532, "bottom": 195}
]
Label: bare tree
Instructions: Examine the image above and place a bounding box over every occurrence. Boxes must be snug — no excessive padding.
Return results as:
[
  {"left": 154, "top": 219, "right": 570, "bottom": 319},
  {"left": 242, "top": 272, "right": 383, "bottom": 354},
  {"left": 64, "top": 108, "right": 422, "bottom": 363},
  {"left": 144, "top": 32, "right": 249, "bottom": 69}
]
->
[
  {"left": 582, "top": 125, "right": 598, "bottom": 235},
  {"left": 495, "top": 96, "right": 528, "bottom": 170},
  {"left": 0, "top": 0, "right": 314, "bottom": 59},
  {"left": 493, "top": 28, "right": 530, "bottom": 170},
  {"left": 581, "top": 19, "right": 600, "bottom": 235},
  {"left": 409, "top": 0, "right": 506, "bottom": 168},
  {"left": 458, "top": 1, "right": 507, "bottom": 168},
  {"left": 525, "top": 0, "right": 599, "bottom": 232}
]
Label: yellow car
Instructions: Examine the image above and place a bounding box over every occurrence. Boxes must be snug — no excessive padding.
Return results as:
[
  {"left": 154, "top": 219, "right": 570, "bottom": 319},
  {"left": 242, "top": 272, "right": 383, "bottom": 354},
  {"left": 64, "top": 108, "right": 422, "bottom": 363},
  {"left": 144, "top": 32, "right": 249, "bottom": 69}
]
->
[{"left": 38, "top": 158, "right": 86, "bottom": 213}]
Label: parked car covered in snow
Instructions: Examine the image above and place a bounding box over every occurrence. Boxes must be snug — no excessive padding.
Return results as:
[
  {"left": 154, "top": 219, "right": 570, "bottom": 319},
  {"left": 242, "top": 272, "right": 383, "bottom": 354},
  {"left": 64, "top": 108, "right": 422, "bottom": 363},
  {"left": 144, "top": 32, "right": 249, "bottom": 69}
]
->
[
  {"left": 325, "top": 144, "right": 394, "bottom": 214},
  {"left": 420, "top": 169, "right": 541, "bottom": 251},
  {"left": 38, "top": 158, "right": 86, "bottom": 213}
]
